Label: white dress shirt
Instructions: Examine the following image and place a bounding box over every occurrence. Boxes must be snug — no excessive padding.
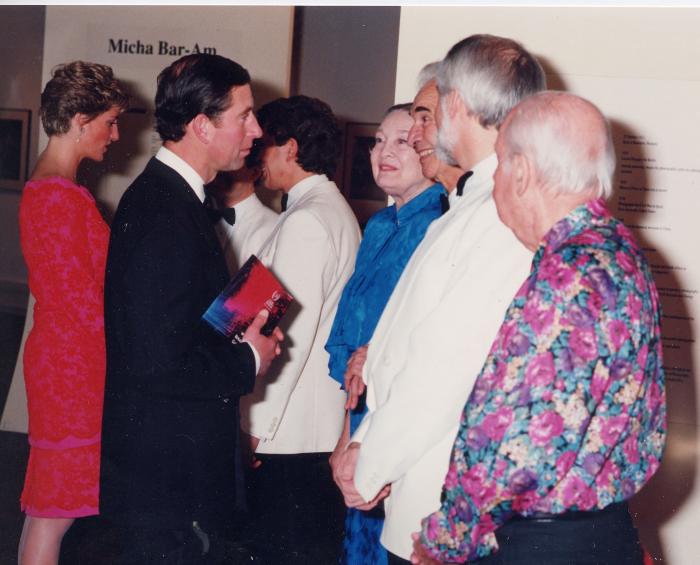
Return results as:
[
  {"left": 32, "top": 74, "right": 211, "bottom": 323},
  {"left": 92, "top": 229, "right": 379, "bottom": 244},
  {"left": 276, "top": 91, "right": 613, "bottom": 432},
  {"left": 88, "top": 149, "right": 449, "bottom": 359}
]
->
[
  {"left": 241, "top": 174, "right": 361, "bottom": 454},
  {"left": 214, "top": 192, "right": 278, "bottom": 274},
  {"left": 351, "top": 154, "right": 533, "bottom": 559},
  {"left": 155, "top": 146, "right": 206, "bottom": 202}
]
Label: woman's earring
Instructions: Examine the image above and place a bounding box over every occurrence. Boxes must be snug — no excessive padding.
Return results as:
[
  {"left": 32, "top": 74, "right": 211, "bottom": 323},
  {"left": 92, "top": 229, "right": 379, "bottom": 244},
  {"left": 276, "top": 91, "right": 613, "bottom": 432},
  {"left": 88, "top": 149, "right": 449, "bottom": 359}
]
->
[{"left": 76, "top": 126, "right": 84, "bottom": 144}]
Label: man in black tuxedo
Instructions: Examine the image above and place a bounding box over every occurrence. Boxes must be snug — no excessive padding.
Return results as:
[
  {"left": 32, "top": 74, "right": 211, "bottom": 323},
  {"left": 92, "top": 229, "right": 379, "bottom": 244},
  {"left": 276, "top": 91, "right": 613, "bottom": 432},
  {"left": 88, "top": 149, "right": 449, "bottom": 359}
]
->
[{"left": 100, "top": 53, "right": 282, "bottom": 564}]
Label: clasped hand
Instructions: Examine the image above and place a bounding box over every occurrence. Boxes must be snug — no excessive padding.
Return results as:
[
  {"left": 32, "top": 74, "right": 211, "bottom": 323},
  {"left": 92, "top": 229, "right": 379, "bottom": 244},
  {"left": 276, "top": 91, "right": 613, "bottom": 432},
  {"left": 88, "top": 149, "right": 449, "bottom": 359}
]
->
[{"left": 331, "top": 441, "right": 390, "bottom": 511}]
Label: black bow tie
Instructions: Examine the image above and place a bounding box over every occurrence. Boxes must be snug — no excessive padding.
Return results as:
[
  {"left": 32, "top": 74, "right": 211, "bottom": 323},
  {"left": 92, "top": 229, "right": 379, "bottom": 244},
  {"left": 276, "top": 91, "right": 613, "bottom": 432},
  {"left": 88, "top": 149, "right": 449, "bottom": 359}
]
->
[
  {"left": 280, "top": 193, "right": 289, "bottom": 212},
  {"left": 456, "top": 171, "right": 474, "bottom": 197},
  {"left": 207, "top": 207, "right": 236, "bottom": 226},
  {"left": 440, "top": 193, "right": 450, "bottom": 215}
]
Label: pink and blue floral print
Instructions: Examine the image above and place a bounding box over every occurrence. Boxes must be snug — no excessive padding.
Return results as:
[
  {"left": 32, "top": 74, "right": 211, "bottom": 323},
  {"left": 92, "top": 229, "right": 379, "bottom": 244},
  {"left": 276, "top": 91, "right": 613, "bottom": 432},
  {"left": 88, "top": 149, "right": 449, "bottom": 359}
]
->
[{"left": 419, "top": 199, "right": 666, "bottom": 563}]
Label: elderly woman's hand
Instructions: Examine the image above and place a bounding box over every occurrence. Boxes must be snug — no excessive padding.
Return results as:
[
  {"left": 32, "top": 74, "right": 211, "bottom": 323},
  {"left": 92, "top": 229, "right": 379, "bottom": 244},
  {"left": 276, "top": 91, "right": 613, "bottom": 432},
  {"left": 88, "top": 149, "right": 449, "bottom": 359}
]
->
[{"left": 344, "top": 345, "right": 369, "bottom": 410}]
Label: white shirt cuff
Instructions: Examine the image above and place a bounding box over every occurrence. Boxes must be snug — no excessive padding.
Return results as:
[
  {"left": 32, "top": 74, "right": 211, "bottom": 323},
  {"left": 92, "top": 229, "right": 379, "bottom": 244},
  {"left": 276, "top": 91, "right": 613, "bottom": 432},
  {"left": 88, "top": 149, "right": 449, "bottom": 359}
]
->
[{"left": 241, "top": 340, "right": 261, "bottom": 375}]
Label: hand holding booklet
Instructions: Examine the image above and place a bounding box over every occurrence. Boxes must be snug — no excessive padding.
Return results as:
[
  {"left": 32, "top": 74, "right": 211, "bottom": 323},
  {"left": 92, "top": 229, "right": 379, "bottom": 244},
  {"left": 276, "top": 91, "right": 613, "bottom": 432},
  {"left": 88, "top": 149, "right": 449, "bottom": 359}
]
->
[{"left": 203, "top": 255, "right": 294, "bottom": 342}]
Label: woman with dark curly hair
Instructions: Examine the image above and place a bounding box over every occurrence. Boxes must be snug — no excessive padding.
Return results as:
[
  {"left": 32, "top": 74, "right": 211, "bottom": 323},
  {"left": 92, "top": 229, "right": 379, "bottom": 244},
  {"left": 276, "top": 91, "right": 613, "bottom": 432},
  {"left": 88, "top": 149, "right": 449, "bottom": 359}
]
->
[{"left": 17, "top": 60, "right": 128, "bottom": 565}]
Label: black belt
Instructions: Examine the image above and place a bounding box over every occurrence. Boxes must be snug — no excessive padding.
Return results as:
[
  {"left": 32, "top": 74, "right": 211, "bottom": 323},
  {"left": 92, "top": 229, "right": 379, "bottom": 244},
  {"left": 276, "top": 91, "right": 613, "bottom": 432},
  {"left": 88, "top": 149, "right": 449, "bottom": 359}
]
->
[{"left": 513, "top": 501, "right": 629, "bottom": 523}]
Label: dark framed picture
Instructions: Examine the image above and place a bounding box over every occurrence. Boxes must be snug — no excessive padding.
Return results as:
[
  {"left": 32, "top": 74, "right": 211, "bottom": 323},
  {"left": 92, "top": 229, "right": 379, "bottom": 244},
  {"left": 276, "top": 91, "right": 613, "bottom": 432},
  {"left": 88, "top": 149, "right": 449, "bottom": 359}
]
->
[
  {"left": 0, "top": 109, "right": 31, "bottom": 191},
  {"left": 341, "top": 122, "right": 388, "bottom": 226}
]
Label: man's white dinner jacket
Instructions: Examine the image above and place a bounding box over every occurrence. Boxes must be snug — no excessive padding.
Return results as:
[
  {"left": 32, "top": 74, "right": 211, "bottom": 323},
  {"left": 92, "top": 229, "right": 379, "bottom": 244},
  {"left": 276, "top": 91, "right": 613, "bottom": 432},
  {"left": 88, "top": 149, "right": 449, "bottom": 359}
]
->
[
  {"left": 241, "top": 174, "right": 361, "bottom": 454},
  {"left": 351, "top": 154, "right": 533, "bottom": 559}
]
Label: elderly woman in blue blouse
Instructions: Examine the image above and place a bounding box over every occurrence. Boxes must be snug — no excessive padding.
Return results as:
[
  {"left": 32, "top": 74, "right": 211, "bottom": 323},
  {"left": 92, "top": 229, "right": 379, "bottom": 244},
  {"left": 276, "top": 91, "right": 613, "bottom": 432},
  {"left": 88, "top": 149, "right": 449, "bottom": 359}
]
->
[{"left": 326, "top": 103, "right": 446, "bottom": 565}]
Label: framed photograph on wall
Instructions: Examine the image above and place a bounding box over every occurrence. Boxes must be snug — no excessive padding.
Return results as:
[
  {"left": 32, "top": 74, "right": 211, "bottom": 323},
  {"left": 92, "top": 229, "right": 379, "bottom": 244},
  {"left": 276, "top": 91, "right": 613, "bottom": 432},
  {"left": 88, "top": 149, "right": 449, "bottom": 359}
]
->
[
  {"left": 341, "top": 122, "right": 388, "bottom": 227},
  {"left": 0, "top": 109, "right": 31, "bottom": 191}
]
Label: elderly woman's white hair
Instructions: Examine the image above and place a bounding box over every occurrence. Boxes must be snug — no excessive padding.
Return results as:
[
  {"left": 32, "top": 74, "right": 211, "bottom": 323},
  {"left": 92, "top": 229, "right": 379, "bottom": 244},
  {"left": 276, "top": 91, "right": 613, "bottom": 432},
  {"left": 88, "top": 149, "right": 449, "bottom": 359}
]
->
[{"left": 500, "top": 90, "right": 616, "bottom": 199}]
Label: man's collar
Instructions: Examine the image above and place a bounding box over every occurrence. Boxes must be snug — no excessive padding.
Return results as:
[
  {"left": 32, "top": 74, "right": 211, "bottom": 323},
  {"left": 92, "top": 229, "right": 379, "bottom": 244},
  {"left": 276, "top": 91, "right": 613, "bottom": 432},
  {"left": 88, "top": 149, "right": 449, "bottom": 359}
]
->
[
  {"left": 284, "top": 174, "right": 327, "bottom": 211},
  {"left": 447, "top": 153, "right": 497, "bottom": 206},
  {"left": 155, "top": 146, "right": 206, "bottom": 203},
  {"left": 232, "top": 191, "right": 260, "bottom": 217},
  {"left": 396, "top": 183, "right": 446, "bottom": 223}
]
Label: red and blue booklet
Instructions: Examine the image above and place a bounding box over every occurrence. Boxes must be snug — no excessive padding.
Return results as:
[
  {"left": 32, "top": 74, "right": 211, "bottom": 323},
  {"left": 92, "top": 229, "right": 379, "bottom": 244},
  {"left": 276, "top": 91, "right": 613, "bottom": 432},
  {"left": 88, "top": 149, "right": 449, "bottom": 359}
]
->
[{"left": 203, "top": 254, "right": 294, "bottom": 342}]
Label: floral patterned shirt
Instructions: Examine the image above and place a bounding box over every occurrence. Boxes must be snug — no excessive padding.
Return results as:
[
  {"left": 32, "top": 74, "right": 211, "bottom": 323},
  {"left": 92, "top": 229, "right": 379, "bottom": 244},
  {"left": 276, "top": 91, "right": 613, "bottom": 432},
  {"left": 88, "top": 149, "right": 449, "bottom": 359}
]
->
[{"left": 419, "top": 199, "right": 666, "bottom": 563}]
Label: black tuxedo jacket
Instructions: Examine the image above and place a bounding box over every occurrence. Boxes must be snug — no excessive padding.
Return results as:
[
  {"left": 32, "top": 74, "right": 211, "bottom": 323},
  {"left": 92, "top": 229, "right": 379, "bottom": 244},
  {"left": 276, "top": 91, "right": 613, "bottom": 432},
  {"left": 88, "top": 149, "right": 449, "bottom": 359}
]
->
[{"left": 100, "top": 157, "right": 255, "bottom": 530}]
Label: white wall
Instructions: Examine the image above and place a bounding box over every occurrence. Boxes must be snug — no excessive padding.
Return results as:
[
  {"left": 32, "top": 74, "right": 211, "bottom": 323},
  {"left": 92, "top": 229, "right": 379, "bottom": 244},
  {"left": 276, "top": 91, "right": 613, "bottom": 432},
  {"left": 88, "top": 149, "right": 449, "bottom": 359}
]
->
[{"left": 395, "top": 6, "right": 700, "bottom": 565}]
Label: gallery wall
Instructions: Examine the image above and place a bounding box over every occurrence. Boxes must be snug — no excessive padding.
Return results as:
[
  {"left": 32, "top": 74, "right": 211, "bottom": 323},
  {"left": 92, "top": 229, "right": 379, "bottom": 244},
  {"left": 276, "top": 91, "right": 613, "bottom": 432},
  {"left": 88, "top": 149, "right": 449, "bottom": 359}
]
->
[
  {"left": 0, "top": 6, "right": 44, "bottom": 314},
  {"left": 292, "top": 6, "right": 400, "bottom": 223},
  {"left": 293, "top": 6, "right": 399, "bottom": 126},
  {"left": 41, "top": 5, "right": 294, "bottom": 219},
  {"left": 0, "top": 5, "right": 402, "bottom": 310},
  {"left": 0, "top": 3, "right": 404, "bottom": 431},
  {"left": 0, "top": 4, "right": 295, "bottom": 433},
  {"left": 4, "top": 6, "right": 697, "bottom": 562},
  {"left": 394, "top": 6, "right": 700, "bottom": 564}
]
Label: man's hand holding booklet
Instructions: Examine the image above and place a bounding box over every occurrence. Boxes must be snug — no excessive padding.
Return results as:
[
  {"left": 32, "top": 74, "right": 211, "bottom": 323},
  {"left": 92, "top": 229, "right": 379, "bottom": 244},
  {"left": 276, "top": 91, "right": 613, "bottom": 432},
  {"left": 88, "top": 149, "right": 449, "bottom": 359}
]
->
[{"left": 203, "top": 254, "right": 294, "bottom": 342}]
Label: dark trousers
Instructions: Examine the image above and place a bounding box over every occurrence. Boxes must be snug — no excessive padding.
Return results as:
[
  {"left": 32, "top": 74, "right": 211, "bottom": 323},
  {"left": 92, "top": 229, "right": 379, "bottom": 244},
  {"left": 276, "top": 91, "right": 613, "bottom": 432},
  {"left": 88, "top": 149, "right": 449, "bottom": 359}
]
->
[
  {"left": 388, "top": 552, "right": 412, "bottom": 565},
  {"left": 473, "top": 502, "right": 644, "bottom": 565},
  {"left": 239, "top": 452, "right": 345, "bottom": 565},
  {"left": 114, "top": 523, "right": 266, "bottom": 565},
  {"left": 115, "top": 525, "right": 210, "bottom": 565}
]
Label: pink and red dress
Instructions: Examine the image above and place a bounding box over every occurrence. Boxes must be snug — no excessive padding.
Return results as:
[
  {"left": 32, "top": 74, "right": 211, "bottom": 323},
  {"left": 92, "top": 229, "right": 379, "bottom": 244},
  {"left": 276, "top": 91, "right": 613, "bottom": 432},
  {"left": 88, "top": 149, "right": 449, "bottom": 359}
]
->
[{"left": 18, "top": 176, "right": 109, "bottom": 518}]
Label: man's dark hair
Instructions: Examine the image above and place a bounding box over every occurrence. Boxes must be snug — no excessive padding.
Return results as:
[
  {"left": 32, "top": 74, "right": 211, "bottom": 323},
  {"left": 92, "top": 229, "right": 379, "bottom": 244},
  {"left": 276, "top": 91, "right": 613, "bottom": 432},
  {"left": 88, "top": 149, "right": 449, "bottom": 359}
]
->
[
  {"left": 155, "top": 53, "right": 251, "bottom": 142},
  {"left": 255, "top": 95, "right": 341, "bottom": 177}
]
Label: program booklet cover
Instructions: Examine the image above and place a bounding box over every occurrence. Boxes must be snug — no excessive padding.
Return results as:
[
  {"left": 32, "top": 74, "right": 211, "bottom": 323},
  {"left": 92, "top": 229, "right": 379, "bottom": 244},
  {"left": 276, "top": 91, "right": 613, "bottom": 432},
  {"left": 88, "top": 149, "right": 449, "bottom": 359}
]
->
[{"left": 203, "top": 254, "right": 294, "bottom": 342}]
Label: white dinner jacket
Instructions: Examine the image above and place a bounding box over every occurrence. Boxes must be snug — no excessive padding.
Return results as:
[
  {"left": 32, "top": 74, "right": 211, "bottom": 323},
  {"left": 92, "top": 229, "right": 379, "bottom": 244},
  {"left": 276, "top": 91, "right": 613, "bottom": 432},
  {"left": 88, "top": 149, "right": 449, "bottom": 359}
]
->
[
  {"left": 241, "top": 174, "right": 361, "bottom": 454},
  {"left": 351, "top": 154, "right": 533, "bottom": 559},
  {"left": 214, "top": 192, "right": 278, "bottom": 274}
]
